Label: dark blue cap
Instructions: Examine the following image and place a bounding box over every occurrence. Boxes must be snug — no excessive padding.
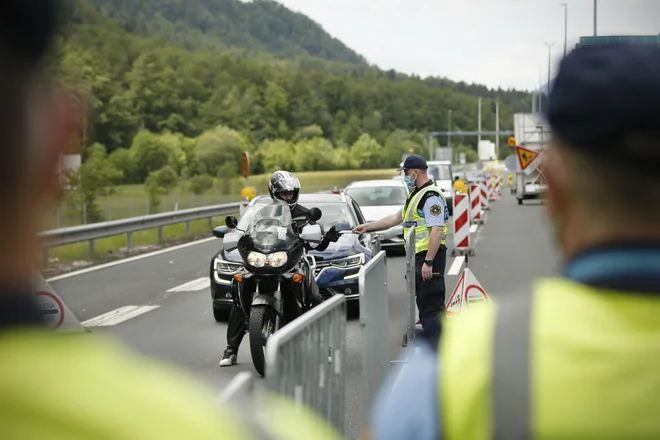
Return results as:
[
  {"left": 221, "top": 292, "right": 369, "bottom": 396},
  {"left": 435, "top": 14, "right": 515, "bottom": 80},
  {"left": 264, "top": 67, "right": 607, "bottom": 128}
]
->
[
  {"left": 545, "top": 43, "right": 660, "bottom": 169},
  {"left": 398, "top": 154, "right": 428, "bottom": 171},
  {"left": 0, "top": 0, "right": 58, "bottom": 64}
]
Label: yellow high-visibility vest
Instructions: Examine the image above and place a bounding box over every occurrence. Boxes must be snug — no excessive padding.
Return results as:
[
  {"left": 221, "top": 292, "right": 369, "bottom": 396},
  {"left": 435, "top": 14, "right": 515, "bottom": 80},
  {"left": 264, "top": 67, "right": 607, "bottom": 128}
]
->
[
  {"left": 402, "top": 184, "right": 447, "bottom": 253},
  {"left": 440, "top": 278, "right": 660, "bottom": 439},
  {"left": 0, "top": 329, "right": 343, "bottom": 440}
]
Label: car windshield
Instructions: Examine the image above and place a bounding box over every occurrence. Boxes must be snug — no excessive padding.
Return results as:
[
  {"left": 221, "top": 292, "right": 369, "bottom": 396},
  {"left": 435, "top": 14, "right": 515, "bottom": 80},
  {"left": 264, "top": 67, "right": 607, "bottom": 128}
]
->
[
  {"left": 345, "top": 186, "right": 408, "bottom": 207},
  {"left": 427, "top": 165, "right": 452, "bottom": 181},
  {"left": 240, "top": 199, "right": 295, "bottom": 253},
  {"left": 313, "top": 202, "right": 356, "bottom": 231}
]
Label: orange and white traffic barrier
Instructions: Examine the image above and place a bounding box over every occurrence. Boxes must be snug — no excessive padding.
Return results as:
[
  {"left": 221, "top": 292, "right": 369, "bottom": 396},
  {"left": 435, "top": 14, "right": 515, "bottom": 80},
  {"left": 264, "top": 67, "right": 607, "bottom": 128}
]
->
[
  {"left": 488, "top": 175, "right": 498, "bottom": 201},
  {"left": 470, "top": 183, "right": 483, "bottom": 224},
  {"left": 480, "top": 180, "right": 489, "bottom": 211},
  {"left": 452, "top": 193, "right": 471, "bottom": 253},
  {"left": 494, "top": 175, "right": 501, "bottom": 200}
]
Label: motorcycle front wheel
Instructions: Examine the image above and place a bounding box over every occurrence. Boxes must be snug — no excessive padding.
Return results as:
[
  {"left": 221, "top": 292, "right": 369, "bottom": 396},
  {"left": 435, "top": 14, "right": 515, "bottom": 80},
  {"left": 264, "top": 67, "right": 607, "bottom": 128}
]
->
[{"left": 249, "top": 305, "right": 277, "bottom": 377}]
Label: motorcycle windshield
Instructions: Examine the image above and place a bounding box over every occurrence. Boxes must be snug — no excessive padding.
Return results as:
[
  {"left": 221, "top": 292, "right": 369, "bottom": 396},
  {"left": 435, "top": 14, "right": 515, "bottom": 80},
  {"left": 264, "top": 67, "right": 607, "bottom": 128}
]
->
[{"left": 245, "top": 199, "right": 297, "bottom": 253}]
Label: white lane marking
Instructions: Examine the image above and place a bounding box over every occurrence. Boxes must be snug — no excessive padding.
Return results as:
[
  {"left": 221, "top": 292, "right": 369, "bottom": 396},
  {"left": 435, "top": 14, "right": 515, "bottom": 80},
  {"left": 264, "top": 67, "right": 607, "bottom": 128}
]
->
[
  {"left": 469, "top": 224, "right": 478, "bottom": 233},
  {"left": 81, "top": 305, "right": 161, "bottom": 327},
  {"left": 167, "top": 277, "right": 210, "bottom": 292},
  {"left": 46, "top": 237, "right": 217, "bottom": 282},
  {"left": 447, "top": 256, "right": 465, "bottom": 276}
]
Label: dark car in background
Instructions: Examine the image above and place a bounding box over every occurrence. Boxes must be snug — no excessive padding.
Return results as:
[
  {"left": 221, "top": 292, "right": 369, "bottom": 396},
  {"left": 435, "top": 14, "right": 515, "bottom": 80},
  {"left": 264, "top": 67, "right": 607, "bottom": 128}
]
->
[{"left": 209, "top": 193, "right": 381, "bottom": 320}]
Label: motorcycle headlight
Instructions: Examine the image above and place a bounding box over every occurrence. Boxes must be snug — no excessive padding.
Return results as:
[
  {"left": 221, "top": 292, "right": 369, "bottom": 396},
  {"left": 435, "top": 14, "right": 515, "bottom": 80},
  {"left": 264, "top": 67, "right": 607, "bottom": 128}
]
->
[
  {"left": 267, "top": 251, "right": 288, "bottom": 268},
  {"left": 247, "top": 251, "right": 267, "bottom": 268}
]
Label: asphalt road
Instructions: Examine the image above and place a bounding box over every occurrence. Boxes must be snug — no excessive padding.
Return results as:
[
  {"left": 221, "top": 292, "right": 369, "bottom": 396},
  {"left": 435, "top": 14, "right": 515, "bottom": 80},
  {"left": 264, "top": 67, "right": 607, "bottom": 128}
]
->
[{"left": 48, "top": 189, "right": 559, "bottom": 439}]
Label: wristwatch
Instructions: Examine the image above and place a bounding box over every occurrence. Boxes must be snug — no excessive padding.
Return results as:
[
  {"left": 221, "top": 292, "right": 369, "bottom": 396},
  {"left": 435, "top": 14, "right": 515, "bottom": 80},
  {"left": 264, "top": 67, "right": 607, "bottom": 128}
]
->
[{"left": 423, "top": 260, "right": 433, "bottom": 267}]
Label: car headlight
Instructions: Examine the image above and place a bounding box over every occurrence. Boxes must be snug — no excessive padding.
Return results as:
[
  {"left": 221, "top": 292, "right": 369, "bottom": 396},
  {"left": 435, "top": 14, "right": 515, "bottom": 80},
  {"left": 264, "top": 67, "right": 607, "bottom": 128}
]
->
[
  {"left": 247, "top": 251, "right": 267, "bottom": 268},
  {"left": 267, "top": 251, "right": 288, "bottom": 268},
  {"left": 215, "top": 258, "right": 242, "bottom": 274},
  {"left": 330, "top": 252, "right": 365, "bottom": 269}
]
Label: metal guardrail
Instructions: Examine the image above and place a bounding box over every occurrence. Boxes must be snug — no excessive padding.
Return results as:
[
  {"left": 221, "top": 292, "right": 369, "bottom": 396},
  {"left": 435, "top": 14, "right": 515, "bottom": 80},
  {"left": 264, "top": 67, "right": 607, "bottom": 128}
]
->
[
  {"left": 40, "top": 202, "right": 242, "bottom": 249},
  {"left": 358, "top": 250, "right": 390, "bottom": 413},
  {"left": 265, "top": 294, "right": 347, "bottom": 434},
  {"left": 218, "top": 371, "right": 256, "bottom": 403}
]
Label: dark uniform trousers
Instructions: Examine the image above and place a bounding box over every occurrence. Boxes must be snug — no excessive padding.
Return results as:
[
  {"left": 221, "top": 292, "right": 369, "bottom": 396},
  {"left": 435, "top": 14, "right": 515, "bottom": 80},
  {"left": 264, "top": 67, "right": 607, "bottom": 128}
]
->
[{"left": 414, "top": 245, "right": 447, "bottom": 350}]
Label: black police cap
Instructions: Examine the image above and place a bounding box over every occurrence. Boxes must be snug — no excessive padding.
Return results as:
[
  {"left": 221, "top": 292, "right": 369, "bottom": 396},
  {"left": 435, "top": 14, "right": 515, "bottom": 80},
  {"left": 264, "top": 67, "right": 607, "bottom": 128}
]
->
[
  {"left": 0, "top": 0, "right": 58, "bottom": 64},
  {"left": 398, "top": 154, "right": 428, "bottom": 171},
  {"left": 546, "top": 43, "right": 660, "bottom": 165}
]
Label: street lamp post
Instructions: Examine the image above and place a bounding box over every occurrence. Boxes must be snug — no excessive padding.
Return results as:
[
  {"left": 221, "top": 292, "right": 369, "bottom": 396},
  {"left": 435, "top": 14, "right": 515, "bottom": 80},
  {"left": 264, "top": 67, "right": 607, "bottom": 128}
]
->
[
  {"left": 594, "top": 0, "right": 597, "bottom": 36},
  {"left": 561, "top": 3, "right": 568, "bottom": 57},
  {"left": 447, "top": 110, "right": 452, "bottom": 148},
  {"left": 545, "top": 43, "right": 555, "bottom": 103}
]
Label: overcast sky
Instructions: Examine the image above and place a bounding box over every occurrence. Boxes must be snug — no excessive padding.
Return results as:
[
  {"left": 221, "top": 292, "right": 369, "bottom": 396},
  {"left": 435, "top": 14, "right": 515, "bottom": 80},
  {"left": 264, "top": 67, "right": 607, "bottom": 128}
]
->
[{"left": 275, "top": 0, "right": 659, "bottom": 91}]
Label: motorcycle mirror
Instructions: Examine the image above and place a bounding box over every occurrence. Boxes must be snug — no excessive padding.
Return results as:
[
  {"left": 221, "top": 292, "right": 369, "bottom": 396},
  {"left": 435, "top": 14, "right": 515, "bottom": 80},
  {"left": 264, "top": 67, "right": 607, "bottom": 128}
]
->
[
  {"left": 225, "top": 215, "right": 238, "bottom": 229},
  {"left": 300, "top": 224, "right": 323, "bottom": 243},
  {"left": 307, "top": 207, "right": 322, "bottom": 222},
  {"left": 212, "top": 225, "right": 228, "bottom": 239}
]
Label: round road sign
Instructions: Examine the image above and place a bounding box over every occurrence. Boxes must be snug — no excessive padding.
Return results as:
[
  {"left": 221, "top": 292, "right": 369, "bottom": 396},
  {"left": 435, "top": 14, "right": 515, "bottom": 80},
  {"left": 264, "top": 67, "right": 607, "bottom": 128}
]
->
[
  {"left": 505, "top": 155, "right": 517, "bottom": 173},
  {"left": 35, "top": 291, "right": 64, "bottom": 329}
]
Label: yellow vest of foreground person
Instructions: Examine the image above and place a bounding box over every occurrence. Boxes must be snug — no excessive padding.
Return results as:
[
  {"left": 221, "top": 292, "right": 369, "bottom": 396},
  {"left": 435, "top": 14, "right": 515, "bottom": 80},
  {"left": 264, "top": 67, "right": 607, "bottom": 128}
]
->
[
  {"left": 440, "top": 278, "right": 660, "bottom": 439},
  {"left": 0, "top": 330, "right": 342, "bottom": 440}
]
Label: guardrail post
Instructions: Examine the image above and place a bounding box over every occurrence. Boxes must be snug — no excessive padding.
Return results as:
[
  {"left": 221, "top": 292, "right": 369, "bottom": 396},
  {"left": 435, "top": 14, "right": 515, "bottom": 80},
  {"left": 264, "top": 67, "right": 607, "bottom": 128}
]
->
[
  {"left": 89, "top": 240, "right": 94, "bottom": 255},
  {"left": 127, "top": 232, "right": 133, "bottom": 250},
  {"left": 158, "top": 226, "right": 163, "bottom": 244},
  {"left": 185, "top": 221, "right": 190, "bottom": 235},
  {"left": 208, "top": 217, "right": 212, "bottom": 229}
]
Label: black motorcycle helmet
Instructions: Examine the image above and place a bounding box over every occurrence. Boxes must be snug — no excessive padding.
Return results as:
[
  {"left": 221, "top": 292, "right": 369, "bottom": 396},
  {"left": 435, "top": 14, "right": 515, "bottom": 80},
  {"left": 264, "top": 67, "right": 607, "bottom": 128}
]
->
[{"left": 268, "top": 170, "right": 301, "bottom": 208}]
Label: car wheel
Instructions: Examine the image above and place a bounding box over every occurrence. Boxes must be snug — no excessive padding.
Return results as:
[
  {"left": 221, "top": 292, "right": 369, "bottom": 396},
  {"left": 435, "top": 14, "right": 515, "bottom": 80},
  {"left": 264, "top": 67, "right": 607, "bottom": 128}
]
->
[{"left": 213, "top": 306, "right": 230, "bottom": 322}]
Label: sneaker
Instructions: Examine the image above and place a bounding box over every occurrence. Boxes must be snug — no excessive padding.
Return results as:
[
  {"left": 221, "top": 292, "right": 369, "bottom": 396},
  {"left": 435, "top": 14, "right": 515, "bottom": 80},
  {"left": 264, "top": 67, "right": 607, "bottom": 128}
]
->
[{"left": 219, "top": 347, "right": 237, "bottom": 367}]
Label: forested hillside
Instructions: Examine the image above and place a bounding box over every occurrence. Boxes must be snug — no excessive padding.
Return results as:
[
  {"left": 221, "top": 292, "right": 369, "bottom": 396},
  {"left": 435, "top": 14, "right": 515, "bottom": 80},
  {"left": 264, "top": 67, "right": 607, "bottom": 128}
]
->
[
  {"left": 85, "top": 0, "right": 367, "bottom": 64},
  {"left": 53, "top": 0, "right": 530, "bottom": 220}
]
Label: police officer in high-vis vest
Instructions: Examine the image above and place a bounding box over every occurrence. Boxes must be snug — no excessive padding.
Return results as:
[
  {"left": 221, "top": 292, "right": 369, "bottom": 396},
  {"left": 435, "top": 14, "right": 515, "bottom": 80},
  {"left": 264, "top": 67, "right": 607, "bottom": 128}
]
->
[
  {"left": 368, "top": 43, "right": 660, "bottom": 439},
  {"left": 353, "top": 154, "right": 448, "bottom": 348},
  {"left": 0, "top": 2, "right": 342, "bottom": 439}
]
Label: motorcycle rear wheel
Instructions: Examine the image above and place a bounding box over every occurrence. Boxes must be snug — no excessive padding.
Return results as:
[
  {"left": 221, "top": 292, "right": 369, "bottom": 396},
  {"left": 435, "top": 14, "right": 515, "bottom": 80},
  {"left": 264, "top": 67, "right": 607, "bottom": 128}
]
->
[{"left": 249, "top": 305, "right": 276, "bottom": 377}]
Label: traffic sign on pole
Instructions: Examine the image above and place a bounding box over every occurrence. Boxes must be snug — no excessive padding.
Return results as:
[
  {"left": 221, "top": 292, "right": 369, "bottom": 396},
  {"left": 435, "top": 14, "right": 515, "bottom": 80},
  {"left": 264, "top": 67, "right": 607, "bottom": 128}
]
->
[{"left": 515, "top": 145, "right": 541, "bottom": 174}]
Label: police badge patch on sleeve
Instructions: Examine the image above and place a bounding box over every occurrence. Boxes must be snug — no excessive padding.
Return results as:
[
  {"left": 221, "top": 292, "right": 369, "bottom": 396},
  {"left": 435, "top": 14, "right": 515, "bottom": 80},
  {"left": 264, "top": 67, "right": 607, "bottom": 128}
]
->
[{"left": 430, "top": 204, "right": 441, "bottom": 216}]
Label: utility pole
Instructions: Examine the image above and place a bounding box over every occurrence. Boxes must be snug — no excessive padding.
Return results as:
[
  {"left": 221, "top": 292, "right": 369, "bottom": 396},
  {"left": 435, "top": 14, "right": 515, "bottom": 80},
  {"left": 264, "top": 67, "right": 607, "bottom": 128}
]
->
[
  {"left": 545, "top": 43, "right": 555, "bottom": 104},
  {"left": 477, "top": 98, "right": 482, "bottom": 144},
  {"left": 495, "top": 101, "right": 500, "bottom": 158},
  {"left": 593, "top": 0, "right": 597, "bottom": 36},
  {"left": 447, "top": 110, "right": 452, "bottom": 148},
  {"left": 561, "top": 3, "right": 568, "bottom": 57}
]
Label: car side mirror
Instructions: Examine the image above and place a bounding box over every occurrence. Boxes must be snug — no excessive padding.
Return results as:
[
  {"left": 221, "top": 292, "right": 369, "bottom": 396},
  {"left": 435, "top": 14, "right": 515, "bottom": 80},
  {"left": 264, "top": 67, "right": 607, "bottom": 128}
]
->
[
  {"left": 212, "top": 226, "right": 228, "bottom": 239},
  {"left": 225, "top": 215, "right": 238, "bottom": 229},
  {"left": 300, "top": 224, "right": 322, "bottom": 243},
  {"left": 222, "top": 231, "right": 243, "bottom": 252},
  {"left": 307, "top": 207, "right": 322, "bottom": 223}
]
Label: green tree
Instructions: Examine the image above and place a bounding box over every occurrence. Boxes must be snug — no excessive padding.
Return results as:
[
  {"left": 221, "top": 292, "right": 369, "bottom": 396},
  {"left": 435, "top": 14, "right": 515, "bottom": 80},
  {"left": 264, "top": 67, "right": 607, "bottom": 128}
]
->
[
  {"left": 79, "top": 143, "right": 124, "bottom": 222},
  {"left": 145, "top": 165, "right": 178, "bottom": 211}
]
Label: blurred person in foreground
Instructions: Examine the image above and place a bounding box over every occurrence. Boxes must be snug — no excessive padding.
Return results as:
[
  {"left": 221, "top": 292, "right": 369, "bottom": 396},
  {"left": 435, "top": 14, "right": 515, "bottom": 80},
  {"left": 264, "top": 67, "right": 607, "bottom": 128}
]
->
[
  {"left": 0, "top": 2, "right": 341, "bottom": 439},
  {"left": 368, "top": 43, "right": 660, "bottom": 439}
]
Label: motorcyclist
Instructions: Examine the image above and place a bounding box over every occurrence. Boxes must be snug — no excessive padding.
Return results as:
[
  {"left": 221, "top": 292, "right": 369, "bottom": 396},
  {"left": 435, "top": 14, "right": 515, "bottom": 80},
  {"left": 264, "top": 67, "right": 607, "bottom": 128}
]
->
[{"left": 219, "top": 170, "right": 341, "bottom": 367}]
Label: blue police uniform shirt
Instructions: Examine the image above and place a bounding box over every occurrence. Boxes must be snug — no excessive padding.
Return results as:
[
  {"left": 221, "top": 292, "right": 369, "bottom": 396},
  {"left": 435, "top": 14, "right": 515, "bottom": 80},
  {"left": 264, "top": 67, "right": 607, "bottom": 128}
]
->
[{"left": 369, "top": 245, "right": 660, "bottom": 440}]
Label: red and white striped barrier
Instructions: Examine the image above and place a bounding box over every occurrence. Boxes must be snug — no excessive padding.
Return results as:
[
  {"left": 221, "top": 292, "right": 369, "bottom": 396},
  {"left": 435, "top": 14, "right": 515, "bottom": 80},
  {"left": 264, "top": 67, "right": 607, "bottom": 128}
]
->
[
  {"left": 453, "top": 193, "right": 470, "bottom": 252},
  {"left": 488, "top": 175, "right": 497, "bottom": 201},
  {"left": 470, "top": 183, "right": 482, "bottom": 224},
  {"left": 495, "top": 175, "right": 501, "bottom": 199},
  {"left": 480, "top": 180, "right": 490, "bottom": 211}
]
